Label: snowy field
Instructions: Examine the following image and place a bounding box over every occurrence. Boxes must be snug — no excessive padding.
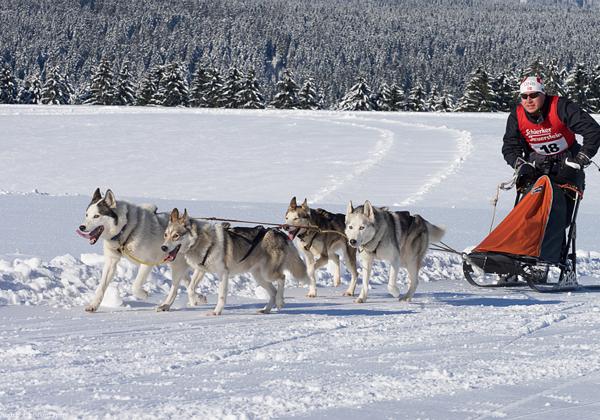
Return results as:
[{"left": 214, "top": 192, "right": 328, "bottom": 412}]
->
[{"left": 2, "top": 105, "right": 600, "bottom": 419}]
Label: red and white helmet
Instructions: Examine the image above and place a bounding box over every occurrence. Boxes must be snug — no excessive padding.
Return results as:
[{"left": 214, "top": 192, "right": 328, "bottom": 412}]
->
[{"left": 520, "top": 76, "right": 545, "bottom": 94}]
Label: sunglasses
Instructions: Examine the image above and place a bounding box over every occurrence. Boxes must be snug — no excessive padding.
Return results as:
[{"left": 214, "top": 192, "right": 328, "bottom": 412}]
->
[{"left": 520, "top": 92, "right": 541, "bottom": 100}]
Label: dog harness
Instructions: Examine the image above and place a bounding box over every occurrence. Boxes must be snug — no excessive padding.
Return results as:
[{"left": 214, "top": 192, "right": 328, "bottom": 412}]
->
[
  {"left": 228, "top": 226, "right": 268, "bottom": 263},
  {"left": 199, "top": 243, "right": 213, "bottom": 266},
  {"left": 111, "top": 222, "right": 167, "bottom": 266},
  {"left": 298, "top": 230, "right": 319, "bottom": 251},
  {"left": 110, "top": 223, "right": 129, "bottom": 243},
  {"left": 185, "top": 227, "right": 214, "bottom": 268}
]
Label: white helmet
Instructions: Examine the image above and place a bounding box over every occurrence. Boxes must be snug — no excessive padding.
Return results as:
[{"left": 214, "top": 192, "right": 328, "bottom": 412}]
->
[{"left": 520, "top": 76, "right": 545, "bottom": 94}]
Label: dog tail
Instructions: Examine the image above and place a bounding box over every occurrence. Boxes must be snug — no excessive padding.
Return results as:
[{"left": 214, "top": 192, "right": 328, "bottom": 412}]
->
[
  {"left": 426, "top": 221, "right": 446, "bottom": 244},
  {"left": 284, "top": 242, "right": 310, "bottom": 284}
]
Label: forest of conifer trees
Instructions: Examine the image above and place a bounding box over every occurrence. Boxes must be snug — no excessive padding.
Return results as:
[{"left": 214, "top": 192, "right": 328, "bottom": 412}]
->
[
  {"left": 2, "top": 57, "right": 600, "bottom": 113},
  {"left": 1, "top": 0, "right": 599, "bottom": 111}
]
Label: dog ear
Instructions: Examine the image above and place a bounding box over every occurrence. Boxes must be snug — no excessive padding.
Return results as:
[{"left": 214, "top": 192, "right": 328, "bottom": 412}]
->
[
  {"left": 363, "top": 200, "right": 375, "bottom": 221},
  {"left": 170, "top": 208, "right": 180, "bottom": 223},
  {"left": 346, "top": 201, "right": 354, "bottom": 218},
  {"left": 290, "top": 196, "right": 297, "bottom": 209},
  {"left": 91, "top": 187, "right": 102, "bottom": 204},
  {"left": 301, "top": 198, "right": 308, "bottom": 209},
  {"left": 104, "top": 189, "right": 117, "bottom": 208},
  {"left": 182, "top": 209, "right": 193, "bottom": 230}
]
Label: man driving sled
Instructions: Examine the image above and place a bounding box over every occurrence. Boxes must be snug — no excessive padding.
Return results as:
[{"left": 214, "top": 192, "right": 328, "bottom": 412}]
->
[
  {"left": 500, "top": 75, "right": 600, "bottom": 267},
  {"left": 502, "top": 76, "right": 600, "bottom": 193},
  {"left": 462, "top": 76, "right": 600, "bottom": 290}
]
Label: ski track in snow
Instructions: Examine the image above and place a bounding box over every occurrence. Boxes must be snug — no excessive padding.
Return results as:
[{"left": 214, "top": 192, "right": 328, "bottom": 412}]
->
[
  {"left": 504, "top": 302, "right": 583, "bottom": 347},
  {"left": 306, "top": 113, "right": 474, "bottom": 207},
  {"left": 300, "top": 118, "right": 395, "bottom": 204},
  {"left": 396, "top": 127, "right": 473, "bottom": 207},
  {"left": 344, "top": 116, "right": 475, "bottom": 207},
  {"left": 278, "top": 112, "right": 474, "bottom": 207},
  {"left": 257, "top": 111, "right": 396, "bottom": 205},
  {"left": 473, "top": 370, "right": 600, "bottom": 420}
]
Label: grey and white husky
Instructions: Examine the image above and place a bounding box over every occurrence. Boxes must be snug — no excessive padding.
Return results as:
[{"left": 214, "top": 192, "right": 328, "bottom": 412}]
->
[
  {"left": 77, "top": 188, "right": 206, "bottom": 312},
  {"left": 284, "top": 197, "right": 359, "bottom": 297},
  {"left": 345, "top": 200, "right": 445, "bottom": 303},
  {"left": 161, "top": 208, "right": 310, "bottom": 315}
]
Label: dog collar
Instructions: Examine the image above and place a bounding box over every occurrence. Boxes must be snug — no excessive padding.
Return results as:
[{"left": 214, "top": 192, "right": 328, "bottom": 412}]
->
[
  {"left": 111, "top": 223, "right": 128, "bottom": 243},
  {"left": 360, "top": 235, "right": 382, "bottom": 254}
]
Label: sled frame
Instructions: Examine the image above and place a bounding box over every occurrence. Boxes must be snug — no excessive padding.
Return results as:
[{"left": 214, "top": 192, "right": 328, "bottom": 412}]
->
[{"left": 463, "top": 188, "right": 591, "bottom": 293}]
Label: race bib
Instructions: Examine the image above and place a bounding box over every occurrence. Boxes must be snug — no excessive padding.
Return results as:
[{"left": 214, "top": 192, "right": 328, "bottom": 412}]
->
[{"left": 529, "top": 136, "right": 569, "bottom": 155}]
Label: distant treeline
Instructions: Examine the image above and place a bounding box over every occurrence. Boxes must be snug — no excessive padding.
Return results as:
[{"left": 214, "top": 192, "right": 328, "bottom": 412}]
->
[{"left": 1, "top": 57, "right": 599, "bottom": 113}]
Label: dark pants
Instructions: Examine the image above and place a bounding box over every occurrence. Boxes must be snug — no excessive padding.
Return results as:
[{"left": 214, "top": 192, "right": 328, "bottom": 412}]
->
[{"left": 518, "top": 152, "right": 584, "bottom": 262}]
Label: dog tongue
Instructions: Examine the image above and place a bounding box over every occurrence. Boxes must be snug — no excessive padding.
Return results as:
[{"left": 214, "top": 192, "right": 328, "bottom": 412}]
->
[
  {"left": 163, "top": 245, "right": 180, "bottom": 263},
  {"left": 76, "top": 230, "right": 91, "bottom": 239}
]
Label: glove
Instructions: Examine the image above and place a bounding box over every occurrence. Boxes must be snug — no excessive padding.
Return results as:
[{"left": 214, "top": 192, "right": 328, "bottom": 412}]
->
[
  {"left": 516, "top": 162, "right": 537, "bottom": 190},
  {"left": 565, "top": 152, "right": 591, "bottom": 170}
]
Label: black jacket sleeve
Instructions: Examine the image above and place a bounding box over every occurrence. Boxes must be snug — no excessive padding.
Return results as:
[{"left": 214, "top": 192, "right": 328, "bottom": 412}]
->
[
  {"left": 557, "top": 97, "right": 600, "bottom": 159},
  {"left": 501, "top": 108, "right": 526, "bottom": 168}
]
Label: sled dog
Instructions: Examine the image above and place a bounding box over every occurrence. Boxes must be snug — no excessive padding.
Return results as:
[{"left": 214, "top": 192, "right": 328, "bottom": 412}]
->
[
  {"left": 345, "top": 200, "right": 445, "bottom": 303},
  {"left": 284, "top": 197, "right": 359, "bottom": 297},
  {"left": 77, "top": 188, "right": 206, "bottom": 312},
  {"left": 161, "top": 208, "right": 310, "bottom": 315}
]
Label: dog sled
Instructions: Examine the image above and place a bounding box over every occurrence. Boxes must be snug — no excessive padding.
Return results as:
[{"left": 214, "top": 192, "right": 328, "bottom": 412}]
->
[{"left": 461, "top": 174, "right": 595, "bottom": 293}]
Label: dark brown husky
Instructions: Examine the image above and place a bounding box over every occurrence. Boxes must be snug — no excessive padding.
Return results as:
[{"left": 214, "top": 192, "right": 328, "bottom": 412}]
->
[{"left": 284, "top": 197, "right": 359, "bottom": 297}]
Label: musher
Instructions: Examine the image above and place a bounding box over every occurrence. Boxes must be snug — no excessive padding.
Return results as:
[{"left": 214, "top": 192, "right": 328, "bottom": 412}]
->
[{"left": 502, "top": 75, "right": 600, "bottom": 192}]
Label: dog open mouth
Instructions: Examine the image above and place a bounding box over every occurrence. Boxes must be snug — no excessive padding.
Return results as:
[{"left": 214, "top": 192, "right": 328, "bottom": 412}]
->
[
  {"left": 76, "top": 226, "right": 104, "bottom": 245},
  {"left": 284, "top": 226, "right": 301, "bottom": 240},
  {"left": 163, "top": 244, "right": 181, "bottom": 263}
]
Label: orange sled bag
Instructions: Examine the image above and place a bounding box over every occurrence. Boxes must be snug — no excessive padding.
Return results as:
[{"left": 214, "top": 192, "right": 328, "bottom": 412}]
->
[{"left": 469, "top": 175, "right": 568, "bottom": 273}]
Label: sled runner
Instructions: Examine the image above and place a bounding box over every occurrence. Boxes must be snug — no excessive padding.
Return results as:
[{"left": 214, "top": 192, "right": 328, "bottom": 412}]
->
[{"left": 462, "top": 175, "right": 587, "bottom": 293}]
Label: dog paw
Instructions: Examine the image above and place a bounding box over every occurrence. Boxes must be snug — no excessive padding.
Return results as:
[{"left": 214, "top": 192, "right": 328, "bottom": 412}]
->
[
  {"left": 133, "top": 289, "right": 148, "bottom": 300},
  {"left": 306, "top": 289, "right": 317, "bottom": 298},
  {"left": 156, "top": 304, "right": 170, "bottom": 312},
  {"left": 398, "top": 295, "right": 413, "bottom": 302},
  {"left": 354, "top": 297, "right": 366, "bottom": 304},
  {"left": 188, "top": 294, "right": 208, "bottom": 306},
  {"left": 343, "top": 290, "right": 354, "bottom": 297},
  {"left": 388, "top": 285, "right": 401, "bottom": 298},
  {"left": 257, "top": 308, "right": 271, "bottom": 314},
  {"left": 206, "top": 310, "right": 221, "bottom": 316},
  {"left": 85, "top": 304, "right": 98, "bottom": 312}
]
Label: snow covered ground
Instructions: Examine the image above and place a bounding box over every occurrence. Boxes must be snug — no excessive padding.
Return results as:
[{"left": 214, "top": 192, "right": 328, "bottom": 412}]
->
[{"left": 1, "top": 105, "right": 600, "bottom": 419}]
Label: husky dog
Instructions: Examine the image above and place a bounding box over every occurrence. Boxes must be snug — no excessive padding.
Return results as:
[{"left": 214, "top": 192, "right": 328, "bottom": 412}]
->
[
  {"left": 161, "top": 208, "right": 310, "bottom": 315},
  {"left": 77, "top": 188, "right": 206, "bottom": 312},
  {"left": 345, "top": 200, "right": 445, "bottom": 303},
  {"left": 284, "top": 197, "right": 359, "bottom": 297}
]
